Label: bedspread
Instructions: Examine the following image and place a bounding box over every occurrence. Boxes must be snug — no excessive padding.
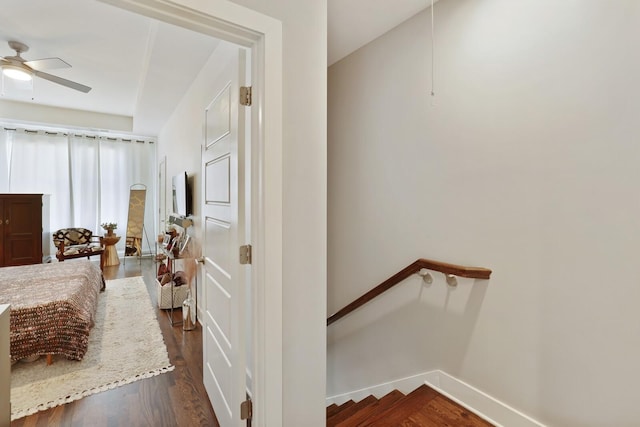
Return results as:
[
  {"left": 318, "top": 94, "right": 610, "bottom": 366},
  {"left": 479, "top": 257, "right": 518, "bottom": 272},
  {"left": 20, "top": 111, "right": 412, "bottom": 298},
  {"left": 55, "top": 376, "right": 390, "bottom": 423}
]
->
[{"left": 0, "top": 261, "right": 104, "bottom": 362}]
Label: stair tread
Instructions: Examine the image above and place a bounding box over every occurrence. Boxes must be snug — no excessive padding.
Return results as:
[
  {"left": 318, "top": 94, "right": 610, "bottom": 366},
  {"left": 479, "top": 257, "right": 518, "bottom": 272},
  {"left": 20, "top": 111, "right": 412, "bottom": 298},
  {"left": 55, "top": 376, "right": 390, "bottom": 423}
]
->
[
  {"left": 406, "top": 394, "right": 494, "bottom": 426},
  {"left": 327, "top": 395, "right": 378, "bottom": 426},
  {"left": 366, "top": 385, "right": 493, "bottom": 427},
  {"left": 328, "top": 384, "right": 494, "bottom": 427},
  {"left": 326, "top": 403, "right": 340, "bottom": 418},
  {"left": 327, "top": 400, "right": 356, "bottom": 420},
  {"left": 334, "top": 389, "right": 405, "bottom": 427},
  {"left": 355, "top": 384, "right": 439, "bottom": 427}
]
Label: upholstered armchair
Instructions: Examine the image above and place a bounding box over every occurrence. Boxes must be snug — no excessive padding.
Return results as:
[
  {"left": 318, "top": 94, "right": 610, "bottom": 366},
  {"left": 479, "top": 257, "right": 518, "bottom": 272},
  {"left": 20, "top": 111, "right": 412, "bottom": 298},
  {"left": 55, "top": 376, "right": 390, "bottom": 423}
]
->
[{"left": 53, "top": 228, "right": 105, "bottom": 270}]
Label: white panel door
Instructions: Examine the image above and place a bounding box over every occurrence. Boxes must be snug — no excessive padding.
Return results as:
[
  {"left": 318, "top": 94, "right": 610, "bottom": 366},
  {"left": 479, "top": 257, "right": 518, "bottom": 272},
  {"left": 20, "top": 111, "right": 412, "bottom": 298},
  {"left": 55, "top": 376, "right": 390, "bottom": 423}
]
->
[{"left": 202, "top": 44, "right": 248, "bottom": 427}]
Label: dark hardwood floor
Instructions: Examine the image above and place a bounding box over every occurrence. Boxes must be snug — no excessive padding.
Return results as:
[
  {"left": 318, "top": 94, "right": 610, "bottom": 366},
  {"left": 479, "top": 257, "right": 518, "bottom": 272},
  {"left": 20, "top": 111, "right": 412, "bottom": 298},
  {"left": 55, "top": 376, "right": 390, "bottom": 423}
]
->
[{"left": 11, "top": 258, "right": 219, "bottom": 427}]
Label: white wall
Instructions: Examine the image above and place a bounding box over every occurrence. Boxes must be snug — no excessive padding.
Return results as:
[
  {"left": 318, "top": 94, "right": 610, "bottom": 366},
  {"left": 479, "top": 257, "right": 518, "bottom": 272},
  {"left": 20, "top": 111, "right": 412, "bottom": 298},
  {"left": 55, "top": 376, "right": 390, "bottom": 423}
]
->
[
  {"left": 158, "top": 0, "right": 328, "bottom": 425},
  {"left": 157, "top": 40, "right": 231, "bottom": 300},
  {"left": 0, "top": 99, "right": 133, "bottom": 132},
  {"left": 327, "top": 1, "right": 640, "bottom": 426},
  {"left": 226, "top": 1, "right": 328, "bottom": 425}
]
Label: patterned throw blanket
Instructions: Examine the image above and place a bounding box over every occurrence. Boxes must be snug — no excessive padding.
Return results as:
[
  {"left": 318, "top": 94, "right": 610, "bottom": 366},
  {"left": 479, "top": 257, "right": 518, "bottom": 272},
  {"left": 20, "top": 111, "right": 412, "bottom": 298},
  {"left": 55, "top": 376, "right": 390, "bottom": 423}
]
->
[{"left": 0, "top": 261, "right": 104, "bottom": 362}]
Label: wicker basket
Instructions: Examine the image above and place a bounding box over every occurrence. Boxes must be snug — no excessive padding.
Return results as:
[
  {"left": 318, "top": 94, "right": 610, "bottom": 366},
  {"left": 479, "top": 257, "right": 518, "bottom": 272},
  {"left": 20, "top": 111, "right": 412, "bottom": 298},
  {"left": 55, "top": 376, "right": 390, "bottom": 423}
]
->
[{"left": 156, "top": 279, "right": 190, "bottom": 309}]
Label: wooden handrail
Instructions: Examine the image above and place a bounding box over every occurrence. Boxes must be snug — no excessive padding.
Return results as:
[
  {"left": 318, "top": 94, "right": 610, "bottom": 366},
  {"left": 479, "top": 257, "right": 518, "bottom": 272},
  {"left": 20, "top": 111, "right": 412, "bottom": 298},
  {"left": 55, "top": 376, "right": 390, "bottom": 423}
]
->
[{"left": 327, "top": 258, "right": 492, "bottom": 326}]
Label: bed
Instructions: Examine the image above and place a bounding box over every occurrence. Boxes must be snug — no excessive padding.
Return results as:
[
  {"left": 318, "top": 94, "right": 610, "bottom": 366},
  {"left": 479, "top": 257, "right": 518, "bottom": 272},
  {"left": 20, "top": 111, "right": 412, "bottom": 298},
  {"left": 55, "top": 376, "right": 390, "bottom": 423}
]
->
[{"left": 0, "top": 260, "right": 104, "bottom": 363}]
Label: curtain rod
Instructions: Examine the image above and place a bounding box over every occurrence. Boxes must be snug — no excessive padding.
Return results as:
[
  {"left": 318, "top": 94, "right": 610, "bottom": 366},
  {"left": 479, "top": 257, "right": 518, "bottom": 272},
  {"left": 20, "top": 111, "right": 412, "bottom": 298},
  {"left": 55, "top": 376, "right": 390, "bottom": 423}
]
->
[{"left": 1, "top": 123, "right": 155, "bottom": 143}]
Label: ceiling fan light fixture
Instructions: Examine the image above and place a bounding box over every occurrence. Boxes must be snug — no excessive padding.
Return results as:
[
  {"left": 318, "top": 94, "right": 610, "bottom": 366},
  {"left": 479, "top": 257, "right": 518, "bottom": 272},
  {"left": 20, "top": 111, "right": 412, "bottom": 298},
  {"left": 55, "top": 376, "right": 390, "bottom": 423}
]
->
[{"left": 2, "top": 65, "right": 32, "bottom": 81}]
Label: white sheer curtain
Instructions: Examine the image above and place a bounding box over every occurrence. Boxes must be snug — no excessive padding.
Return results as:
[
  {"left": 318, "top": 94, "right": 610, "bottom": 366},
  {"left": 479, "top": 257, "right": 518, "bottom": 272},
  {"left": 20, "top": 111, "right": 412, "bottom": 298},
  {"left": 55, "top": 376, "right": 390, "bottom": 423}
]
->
[
  {"left": 0, "top": 126, "right": 156, "bottom": 254},
  {"left": 6, "top": 129, "right": 72, "bottom": 230},
  {"left": 68, "top": 135, "right": 100, "bottom": 230},
  {"left": 97, "top": 137, "right": 156, "bottom": 251}
]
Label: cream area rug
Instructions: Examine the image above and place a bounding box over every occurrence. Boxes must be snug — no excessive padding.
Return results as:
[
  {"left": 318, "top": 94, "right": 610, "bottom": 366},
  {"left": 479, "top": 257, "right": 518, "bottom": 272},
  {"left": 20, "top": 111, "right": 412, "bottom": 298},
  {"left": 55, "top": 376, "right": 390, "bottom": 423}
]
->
[{"left": 10, "top": 276, "right": 174, "bottom": 420}]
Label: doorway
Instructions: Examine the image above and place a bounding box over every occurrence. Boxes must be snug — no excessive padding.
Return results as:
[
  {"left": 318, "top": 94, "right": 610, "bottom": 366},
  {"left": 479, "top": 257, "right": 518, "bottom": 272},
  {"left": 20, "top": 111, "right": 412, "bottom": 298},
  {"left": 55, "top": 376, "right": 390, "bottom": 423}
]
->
[{"left": 100, "top": 1, "right": 283, "bottom": 425}]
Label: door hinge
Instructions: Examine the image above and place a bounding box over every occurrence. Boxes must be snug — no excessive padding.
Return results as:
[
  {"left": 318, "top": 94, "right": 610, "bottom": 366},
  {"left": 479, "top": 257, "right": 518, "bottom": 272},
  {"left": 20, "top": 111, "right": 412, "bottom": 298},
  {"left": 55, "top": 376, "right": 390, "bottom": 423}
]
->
[
  {"left": 240, "top": 86, "right": 252, "bottom": 106},
  {"left": 239, "top": 244, "right": 252, "bottom": 265},
  {"left": 240, "top": 399, "right": 253, "bottom": 420}
]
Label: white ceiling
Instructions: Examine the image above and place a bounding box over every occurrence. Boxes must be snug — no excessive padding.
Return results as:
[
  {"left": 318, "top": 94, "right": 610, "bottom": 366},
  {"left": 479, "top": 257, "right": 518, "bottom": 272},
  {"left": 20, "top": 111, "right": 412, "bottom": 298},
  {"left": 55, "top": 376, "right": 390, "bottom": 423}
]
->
[{"left": 0, "top": 0, "right": 429, "bottom": 136}]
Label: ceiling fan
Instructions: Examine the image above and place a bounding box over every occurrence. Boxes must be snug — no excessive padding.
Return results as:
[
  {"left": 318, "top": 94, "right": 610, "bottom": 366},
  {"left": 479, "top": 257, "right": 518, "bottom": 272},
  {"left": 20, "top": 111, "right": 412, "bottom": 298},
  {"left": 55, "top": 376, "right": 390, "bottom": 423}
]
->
[{"left": 0, "top": 40, "right": 91, "bottom": 93}]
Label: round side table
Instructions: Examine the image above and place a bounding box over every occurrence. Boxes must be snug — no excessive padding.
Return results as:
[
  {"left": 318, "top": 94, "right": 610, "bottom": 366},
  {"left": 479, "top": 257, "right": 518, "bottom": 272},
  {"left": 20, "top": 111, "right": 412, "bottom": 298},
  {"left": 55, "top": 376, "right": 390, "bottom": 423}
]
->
[{"left": 101, "top": 235, "right": 121, "bottom": 267}]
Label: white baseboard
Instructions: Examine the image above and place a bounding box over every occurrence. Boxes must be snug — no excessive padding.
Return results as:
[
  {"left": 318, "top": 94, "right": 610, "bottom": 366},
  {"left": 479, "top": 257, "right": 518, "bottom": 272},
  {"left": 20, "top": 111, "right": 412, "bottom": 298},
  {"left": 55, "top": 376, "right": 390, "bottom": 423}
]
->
[
  {"left": 424, "top": 371, "right": 545, "bottom": 427},
  {"left": 326, "top": 372, "right": 431, "bottom": 406},
  {"left": 327, "top": 370, "right": 545, "bottom": 427},
  {"left": 196, "top": 305, "right": 203, "bottom": 327}
]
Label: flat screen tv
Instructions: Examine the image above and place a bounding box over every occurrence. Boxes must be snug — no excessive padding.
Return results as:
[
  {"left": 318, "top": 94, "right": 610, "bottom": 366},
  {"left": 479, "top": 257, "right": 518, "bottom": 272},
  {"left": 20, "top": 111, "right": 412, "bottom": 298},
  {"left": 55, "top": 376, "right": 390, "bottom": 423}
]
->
[{"left": 172, "top": 171, "right": 192, "bottom": 217}]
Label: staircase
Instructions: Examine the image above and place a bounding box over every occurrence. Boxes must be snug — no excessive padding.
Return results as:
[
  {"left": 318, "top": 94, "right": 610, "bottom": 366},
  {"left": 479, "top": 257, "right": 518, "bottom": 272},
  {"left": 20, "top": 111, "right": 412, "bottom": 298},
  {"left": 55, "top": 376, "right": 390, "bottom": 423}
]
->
[{"left": 326, "top": 384, "right": 494, "bottom": 427}]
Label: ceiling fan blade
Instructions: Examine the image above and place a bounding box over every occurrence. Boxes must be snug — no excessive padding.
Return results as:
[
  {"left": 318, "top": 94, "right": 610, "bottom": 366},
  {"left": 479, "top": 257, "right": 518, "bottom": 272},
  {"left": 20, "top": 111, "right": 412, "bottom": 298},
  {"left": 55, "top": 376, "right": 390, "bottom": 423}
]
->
[
  {"left": 33, "top": 70, "right": 91, "bottom": 93},
  {"left": 24, "top": 57, "right": 71, "bottom": 71}
]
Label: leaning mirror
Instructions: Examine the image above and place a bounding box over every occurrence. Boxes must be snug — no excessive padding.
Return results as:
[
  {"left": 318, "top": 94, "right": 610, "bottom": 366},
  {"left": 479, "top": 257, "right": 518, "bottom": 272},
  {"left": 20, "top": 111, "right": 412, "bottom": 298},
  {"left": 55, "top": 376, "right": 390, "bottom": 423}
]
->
[{"left": 125, "top": 183, "right": 148, "bottom": 261}]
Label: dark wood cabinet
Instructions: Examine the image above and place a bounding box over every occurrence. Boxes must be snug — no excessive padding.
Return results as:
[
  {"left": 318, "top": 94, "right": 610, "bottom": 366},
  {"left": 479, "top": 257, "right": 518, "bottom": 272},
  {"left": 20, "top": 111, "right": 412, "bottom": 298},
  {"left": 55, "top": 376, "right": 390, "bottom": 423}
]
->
[{"left": 0, "top": 194, "right": 46, "bottom": 267}]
